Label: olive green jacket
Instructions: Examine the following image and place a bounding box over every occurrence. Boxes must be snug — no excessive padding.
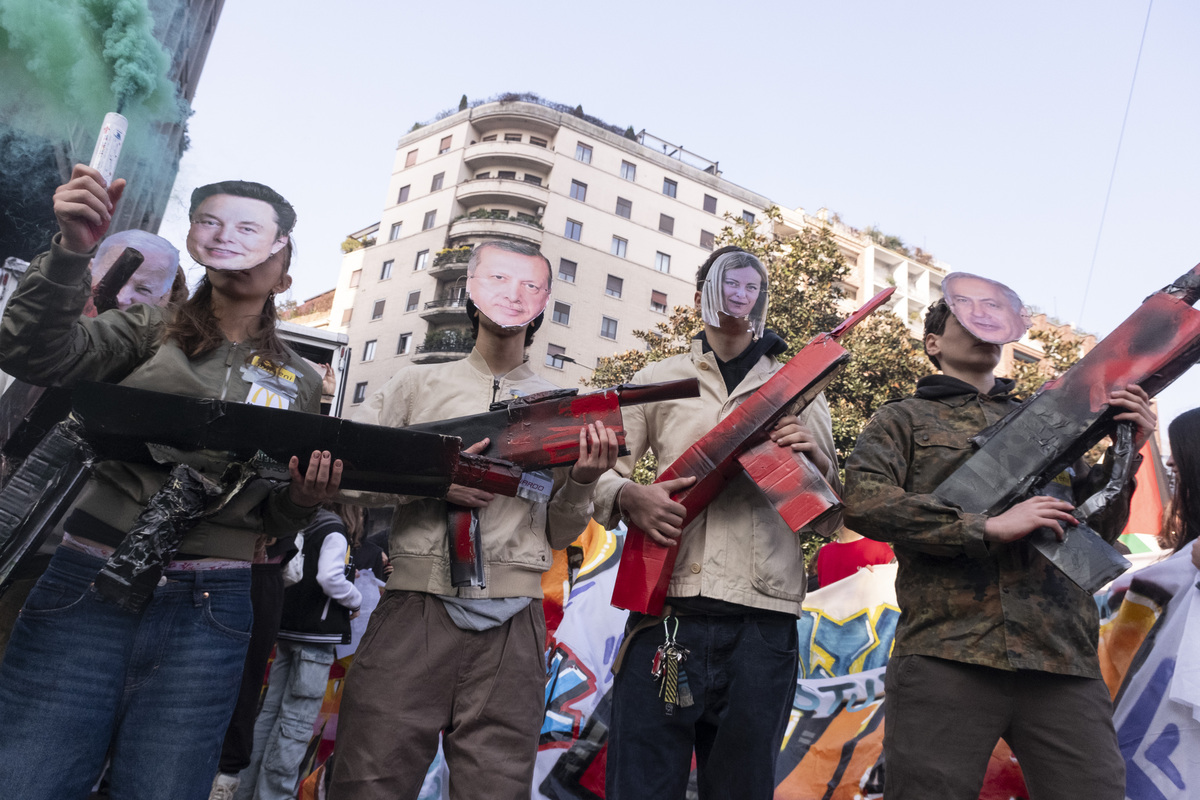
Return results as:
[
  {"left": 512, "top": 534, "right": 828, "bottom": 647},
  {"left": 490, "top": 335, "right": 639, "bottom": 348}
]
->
[
  {"left": 843, "top": 375, "right": 1133, "bottom": 677},
  {"left": 0, "top": 235, "right": 322, "bottom": 561}
]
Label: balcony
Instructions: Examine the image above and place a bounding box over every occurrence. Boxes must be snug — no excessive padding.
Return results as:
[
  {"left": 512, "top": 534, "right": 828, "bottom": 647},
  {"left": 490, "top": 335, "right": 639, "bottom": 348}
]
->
[
  {"left": 413, "top": 340, "right": 473, "bottom": 364},
  {"left": 463, "top": 140, "right": 554, "bottom": 171},
  {"left": 429, "top": 246, "right": 472, "bottom": 280},
  {"left": 419, "top": 297, "right": 469, "bottom": 324},
  {"left": 456, "top": 178, "right": 548, "bottom": 211},
  {"left": 448, "top": 213, "right": 543, "bottom": 246}
]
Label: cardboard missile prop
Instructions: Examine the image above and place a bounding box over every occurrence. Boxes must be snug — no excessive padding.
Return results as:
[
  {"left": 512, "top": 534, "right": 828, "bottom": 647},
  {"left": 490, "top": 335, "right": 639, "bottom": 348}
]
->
[
  {"left": 611, "top": 288, "right": 896, "bottom": 614},
  {"left": 934, "top": 263, "right": 1200, "bottom": 593}
]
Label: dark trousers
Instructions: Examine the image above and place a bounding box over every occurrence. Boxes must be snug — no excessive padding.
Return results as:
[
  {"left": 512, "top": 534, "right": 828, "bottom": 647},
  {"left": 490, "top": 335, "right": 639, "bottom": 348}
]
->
[
  {"left": 606, "top": 612, "right": 799, "bottom": 800},
  {"left": 218, "top": 563, "right": 286, "bottom": 775},
  {"left": 884, "top": 654, "right": 1125, "bottom": 800}
]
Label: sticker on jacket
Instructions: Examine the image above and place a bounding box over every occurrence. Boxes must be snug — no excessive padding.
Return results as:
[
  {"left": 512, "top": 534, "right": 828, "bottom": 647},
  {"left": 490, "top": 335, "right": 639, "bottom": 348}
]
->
[
  {"left": 241, "top": 358, "right": 300, "bottom": 409},
  {"left": 517, "top": 470, "right": 553, "bottom": 503}
]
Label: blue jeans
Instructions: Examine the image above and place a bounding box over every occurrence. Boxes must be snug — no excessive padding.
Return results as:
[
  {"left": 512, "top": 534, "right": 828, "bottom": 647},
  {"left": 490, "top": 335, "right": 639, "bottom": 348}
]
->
[
  {"left": 606, "top": 612, "right": 799, "bottom": 800},
  {"left": 235, "top": 639, "right": 335, "bottom": 800},
  {"left": 0, "top": 547, "right": 253, "bottom": 800}
]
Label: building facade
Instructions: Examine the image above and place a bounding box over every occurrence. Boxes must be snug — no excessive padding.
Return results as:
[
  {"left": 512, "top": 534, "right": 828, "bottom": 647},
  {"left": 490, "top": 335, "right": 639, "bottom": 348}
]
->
[
  {"left": 330, "top": 97, "right": 1089, "bottom": 409},
  {"left": 331, "top": 99, "right": 773, "bottom": 407}
]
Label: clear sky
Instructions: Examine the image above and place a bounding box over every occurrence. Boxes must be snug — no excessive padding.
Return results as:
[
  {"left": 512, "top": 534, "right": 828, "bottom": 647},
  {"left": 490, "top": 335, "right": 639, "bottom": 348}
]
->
[{"left": 158, "top": 0, "right": 1200, "bottom": 439}]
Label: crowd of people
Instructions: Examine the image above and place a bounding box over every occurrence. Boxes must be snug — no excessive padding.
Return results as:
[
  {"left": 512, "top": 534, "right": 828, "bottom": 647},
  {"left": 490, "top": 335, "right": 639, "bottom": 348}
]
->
[{"left": 0, "top": 164, "right": 1191, "bottom": 800}]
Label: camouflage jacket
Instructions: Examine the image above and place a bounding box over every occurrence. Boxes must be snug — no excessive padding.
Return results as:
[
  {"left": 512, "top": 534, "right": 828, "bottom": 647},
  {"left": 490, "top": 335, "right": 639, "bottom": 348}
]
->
[{"left": 843, "top": 375, "right": 1133, "bottom": 677}]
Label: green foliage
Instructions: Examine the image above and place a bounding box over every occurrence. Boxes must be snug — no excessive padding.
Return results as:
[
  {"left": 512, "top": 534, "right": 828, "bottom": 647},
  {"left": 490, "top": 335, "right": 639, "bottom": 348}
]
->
[
  {"left": 341, "top": 236, "right": 364, "bottom": 254},
  {"left": 458, "top": 94, "right": 468, "bottom": 111},
  {"left": 586, "top": 207, "right": 927, "bottom": 506},
  {"left": 624, "top": 126, "right": 637, "bottom": 140},
  {"left": 1011, "top": 327, "right": 1082, "bottom": 398}
]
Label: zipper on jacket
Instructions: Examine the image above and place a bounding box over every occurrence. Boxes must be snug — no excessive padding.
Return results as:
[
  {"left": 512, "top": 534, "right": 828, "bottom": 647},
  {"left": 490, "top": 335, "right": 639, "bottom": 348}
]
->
[
  {"left": 492, "top": 377, "right": 500, "bottom": 406},
  {"left": 219, "top": 342, "right": 238, "bottom": 401}
]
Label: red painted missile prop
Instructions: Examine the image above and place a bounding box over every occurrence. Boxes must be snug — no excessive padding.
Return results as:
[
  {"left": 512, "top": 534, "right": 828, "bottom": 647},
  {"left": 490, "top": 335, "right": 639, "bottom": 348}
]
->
[
  {"left": 422, "top": 378, "right": 701, "bottom": 588},
  {"left": 611, "top": 288, "right": 897, "bottom": 614},
  {"left": 407, "top": 379, "right": 701, "bottom": 474}
]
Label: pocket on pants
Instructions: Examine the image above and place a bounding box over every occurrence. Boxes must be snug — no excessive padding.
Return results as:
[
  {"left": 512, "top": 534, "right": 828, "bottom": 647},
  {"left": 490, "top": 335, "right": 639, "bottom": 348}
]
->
[
  {"left": 200, "top": 589, "right": 252, "bottom": 640},
  {"left": 290, "top": 647, "right": 335, "bottom": 699},
  {"left": 20, "top": 576, "right": 91, "bottom": 618},
  {"left": 263, "top": 715, "right": 313, "bottom": 777}
]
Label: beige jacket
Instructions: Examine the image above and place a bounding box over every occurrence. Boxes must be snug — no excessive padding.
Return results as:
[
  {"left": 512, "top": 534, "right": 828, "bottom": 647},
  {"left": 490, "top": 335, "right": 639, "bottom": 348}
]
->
[
  {"left": 351, "top": 348, "right": 597, "bottom": 599},
  {"left": 594, "top": 339, "right": 841, "bottom": 616}
]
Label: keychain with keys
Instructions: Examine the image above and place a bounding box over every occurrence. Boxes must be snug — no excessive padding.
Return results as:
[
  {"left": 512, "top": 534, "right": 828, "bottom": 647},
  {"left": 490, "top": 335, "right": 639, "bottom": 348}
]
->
[{"left": 654, "top": 616, "right": 693, "bottom": 715}]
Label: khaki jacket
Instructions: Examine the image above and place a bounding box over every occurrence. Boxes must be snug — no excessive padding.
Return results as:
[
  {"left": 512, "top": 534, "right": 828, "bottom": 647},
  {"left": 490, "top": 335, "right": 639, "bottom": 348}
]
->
[
  {"left": 594, "top": 338, "right": 840, "bottom": 616},
  {"left": 0, "top": 236, "right": 322, "bottom": 561},
  {"left": 351, "top": 348, "right": 597, "bottom": 599}
]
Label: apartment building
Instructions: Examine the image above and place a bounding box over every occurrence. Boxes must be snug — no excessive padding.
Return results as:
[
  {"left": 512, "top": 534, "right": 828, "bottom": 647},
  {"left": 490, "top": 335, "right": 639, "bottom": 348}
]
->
[
  {"left": 331, "top": 98, "right": 772, "bottom": 407},
  {"left": 330, "top": 97, "right": 1087, "bottom": 409}
]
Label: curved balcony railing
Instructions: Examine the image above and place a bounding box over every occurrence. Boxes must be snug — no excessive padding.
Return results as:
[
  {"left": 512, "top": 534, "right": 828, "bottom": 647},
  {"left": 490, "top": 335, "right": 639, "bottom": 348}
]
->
[
  {"left": 455, "top": 178, "right": 548, "bottom": 210},
  {"left": 462, "top": 140, "right": 554, "bottom": 171}
]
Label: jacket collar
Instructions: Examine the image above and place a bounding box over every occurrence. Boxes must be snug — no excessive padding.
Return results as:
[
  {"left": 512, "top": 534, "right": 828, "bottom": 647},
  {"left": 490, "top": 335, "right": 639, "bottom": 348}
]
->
[
  {"left": 464, "top": 347, "right": 536, "bottom": 384},
  {"left": 914, "top": 374, "right": 1017, "bottom": 406}
]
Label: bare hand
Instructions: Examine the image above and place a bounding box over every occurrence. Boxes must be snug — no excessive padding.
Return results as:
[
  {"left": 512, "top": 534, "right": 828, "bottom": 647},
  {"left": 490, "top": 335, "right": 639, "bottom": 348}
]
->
[
  {"left": 984, "top": 496, "right": 1077, "bottom": 543},
  {"left": 570, "top": 421, "right": 619, "bottom": 484},
  {"left": 1109, "top": 384, "right": 1156, "bottom": 450},
  {"left": 770, "top": 414, "right": 832, "bottom": 476},
  {"left": 53, "top": 164, "right": 126, "bottom": 253},
  {"left": 446, "top": 438, "right": 495, "bottom": 508},
  {"left": 349, "top": 608, "right": 361, "bottom": 620},
  {"left": 288, "top": 450, "right": 344, "bottom": 508},
  {"left": 620, "top": 476, "right": 697, "bottom": 547}
]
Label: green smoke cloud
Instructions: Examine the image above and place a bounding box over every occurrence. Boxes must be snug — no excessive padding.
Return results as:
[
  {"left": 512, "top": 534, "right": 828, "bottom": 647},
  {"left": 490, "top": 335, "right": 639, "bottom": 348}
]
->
[{"left": 0, "top": 0, "right": 179, "bottom": 135}]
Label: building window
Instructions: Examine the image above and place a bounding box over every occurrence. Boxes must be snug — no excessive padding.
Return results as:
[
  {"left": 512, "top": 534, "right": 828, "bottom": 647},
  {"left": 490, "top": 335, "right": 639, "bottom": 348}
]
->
[
  {"left": 371, "top": 299, "right": 385, "bottom": 320},
  {"left": 546, "top": 343, "right": 566, "bottom": 369},
  {"left": 529, "top": 136, "right": 548, "bottom": 148},
  {"left": 564, "top": 219, "right": 582, "bottom": 241},
  {"left": 438, "top": 135, "right": 452, "bottom": 154},
  {"left": 349, "top": 269, "right": 362, "bottom": 288},
  {"left": 610, "top": 237, "right": 627, "bottom": 258},
  {"left": 397, "top": 332, "right": 412, "bottom": 355},
  {"left": 659, "top": 214, "right": 674, "bottom": 235},
  {"left": 413, "top": 250, "right": 428, "bottom": 270},
  {"left": 353, "top": 382, "right": 368, "bottom": 404},
  {"left": 504, "top": 133, "right": 522, "bottom": 142},
  {"left": 600, "top": 316, "right": 618, "bottom": 340},
  {"left": 700, "top": 229, "right": 715, "bottom": 250},
  {"left": 430, "top": 172, "right": 444, "bottom": 192},
  {"left": 651, "top": 290, "right": 668, "bottom": 314},
  {"left": 663, "top": 178, "right": 677, "bottom": 198},
  {"left": 362, "top": 339, "right": 377, "bottom": 361},
  {"left": 703, "top": 194, "right": 717, "bottom": 214},
  {"left": 481, "top": 134, "right": 497, "bottom": 142},
  {"left": 552, "top": 301, "right": 571, "bottom": 325},
  {"left": 389, "top": 222, "right": 402, "bottom": 241},
  {"left": 405, "top": 149, "right": 418, "bottom": 168},
  {"left": 405, "top": 291, "right": 420, "bottom": 312},
  {"left": 620, "top": 161, "right": 636, "bottom": 181},
  {"left": 341, "top": 308, "right": 353, "bottom": 325},
  {"left": 422, "top": 210, "right": 437, "bottom": 230},
  {"left": 615, "top": 197, "right": 632, "bottom": 219},
  {"left": 742, "top": 210, "right": 756, "bottom": 224},
  {"left": 474, "top": 172, "right": 490, "bottom": 180},
  {"left": 497, "top": 170, "right": 516, "bottom": 180},
  {"left": 523, "top": 174, "right": 542, "bottom": 186},
  {"left": 380, "top": 260, "right": 393, "bottom": 280},
  {"left": 570, "top": 180, "right": 587, "bottom": 202},
  {"left": 575, "top": 142, "right": 592, "bottom": 163},
  {"left": 398, "top": 185, "right": 410, "bottom": 203},
  {"left": 654, "top": 252, "right": 671, "bottom": 273},
  {"left": 558, "top": 259, "right": 577, "bottom": 283},
  {"left": 605, "top": 275, "right": 623, "bottom": 298}
]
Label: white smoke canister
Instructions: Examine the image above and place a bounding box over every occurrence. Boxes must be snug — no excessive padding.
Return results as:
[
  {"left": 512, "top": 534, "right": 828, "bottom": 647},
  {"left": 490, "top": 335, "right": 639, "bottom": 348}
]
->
[{"left": 88, "top": 112, "right": 128, "bottom": 186}]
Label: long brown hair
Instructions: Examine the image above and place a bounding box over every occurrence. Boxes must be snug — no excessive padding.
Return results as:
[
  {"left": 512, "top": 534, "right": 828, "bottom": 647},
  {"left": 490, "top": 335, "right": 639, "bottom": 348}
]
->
[
  {"left": 162, "top": 241, "right": 293, "bottom": 371},
  {"left": 331, "top": 502, "right": 364, "bottom": 548},
  {"left": 1161, "top": 408, "right": 1200, "bottom": 552}
]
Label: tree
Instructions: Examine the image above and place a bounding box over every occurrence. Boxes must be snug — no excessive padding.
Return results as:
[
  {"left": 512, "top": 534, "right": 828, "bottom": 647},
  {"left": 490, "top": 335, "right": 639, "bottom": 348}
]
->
[
  {"left": 1010, "top": 327, "right": 1082, "bottom": 398},
  {"left": 458, "top": 94, "right": 468, "bottom": 111},
  {"left": 587, "top": 205, "right": 927, "bottom": 522}
]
